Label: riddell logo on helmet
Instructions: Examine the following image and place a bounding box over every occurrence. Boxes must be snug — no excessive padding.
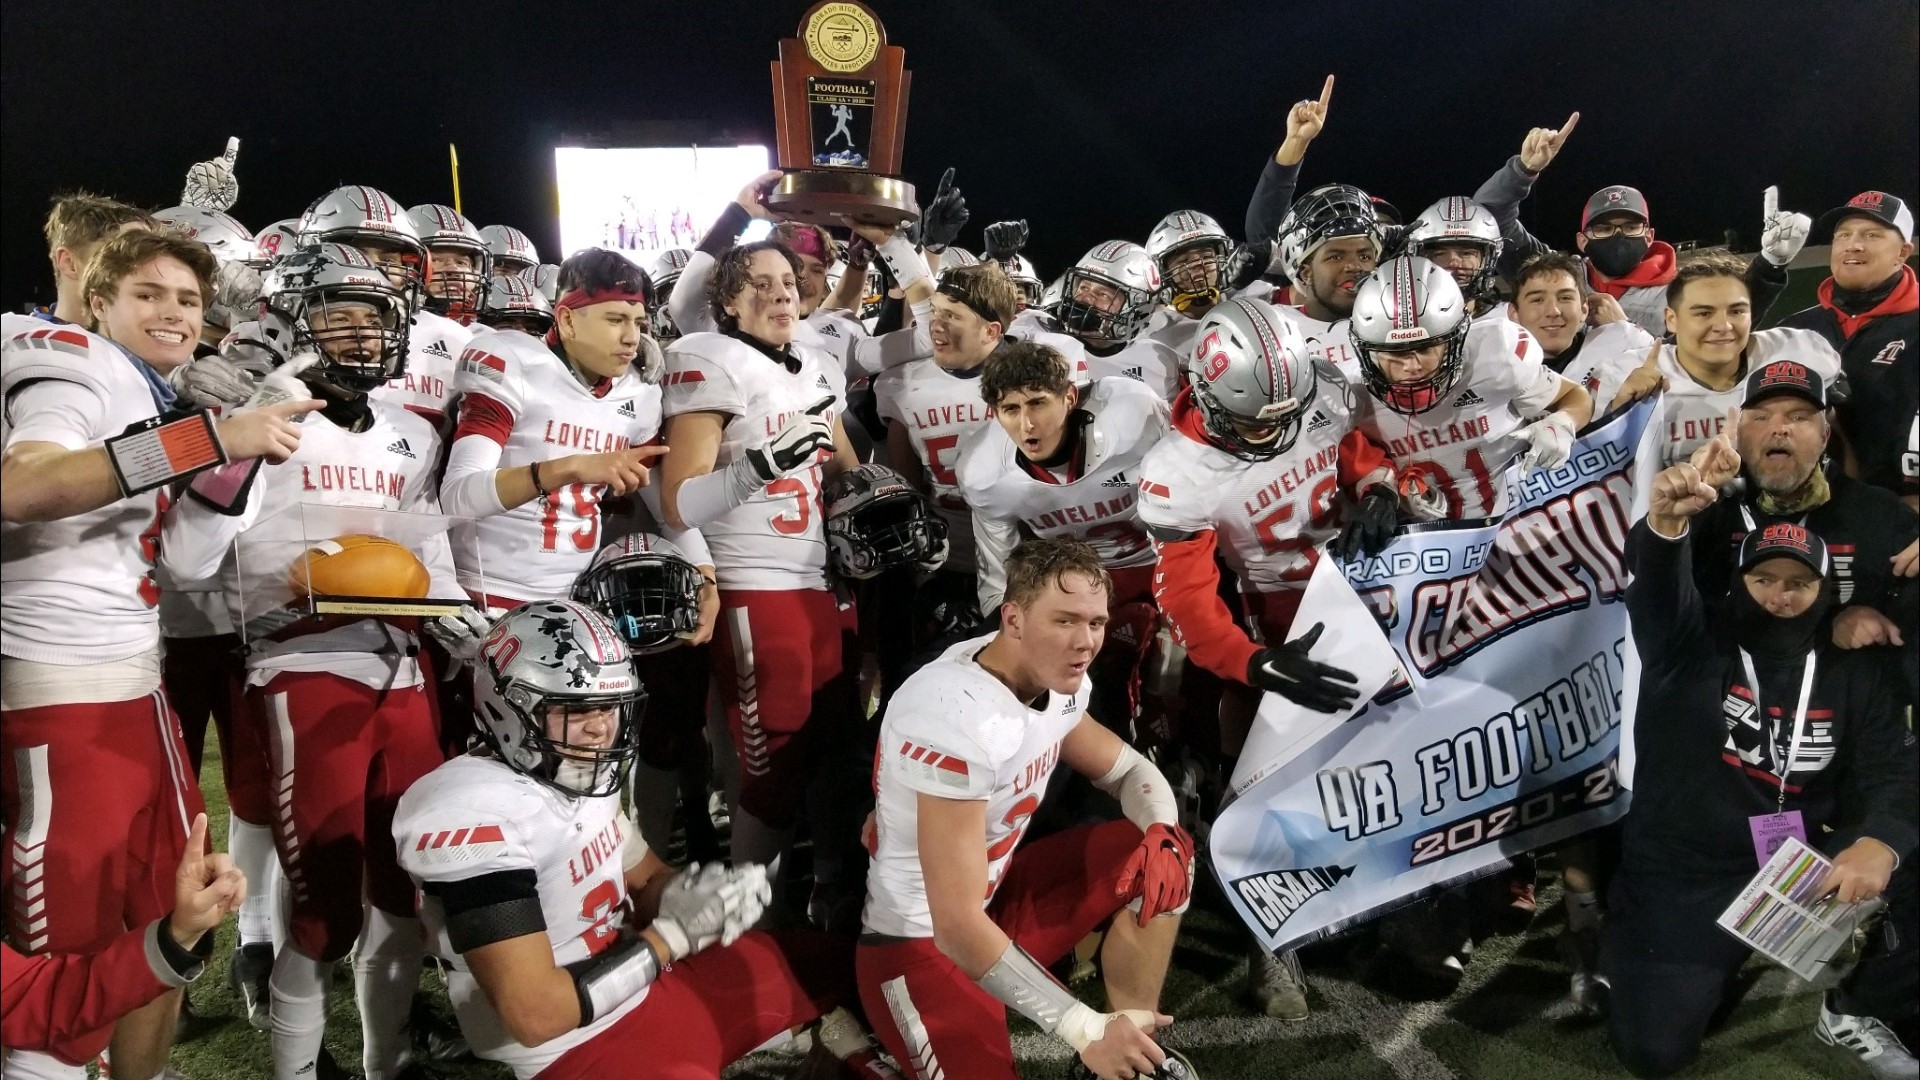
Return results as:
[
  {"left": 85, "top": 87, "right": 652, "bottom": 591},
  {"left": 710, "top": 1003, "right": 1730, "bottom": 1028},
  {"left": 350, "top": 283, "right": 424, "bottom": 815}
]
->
[{"left": 1385, "top": 327, "right": 1428, "bottom": 342}]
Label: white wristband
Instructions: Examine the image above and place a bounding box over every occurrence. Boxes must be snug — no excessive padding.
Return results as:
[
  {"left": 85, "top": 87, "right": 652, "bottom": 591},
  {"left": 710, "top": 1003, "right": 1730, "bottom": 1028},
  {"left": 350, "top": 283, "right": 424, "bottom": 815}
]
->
[{"left": 876, "top": 234, "right": 930, "bottom": 292}]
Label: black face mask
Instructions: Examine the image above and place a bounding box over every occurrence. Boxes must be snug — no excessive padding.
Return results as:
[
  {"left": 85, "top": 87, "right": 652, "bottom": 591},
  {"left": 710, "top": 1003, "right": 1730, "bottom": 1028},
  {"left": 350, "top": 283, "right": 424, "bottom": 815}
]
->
[
  {"left": 1726, "top": 574, "right": 1832, "bottom": 664},
  {"left": 1585, "top": 235, "right": 1649, "bottom": 279}
]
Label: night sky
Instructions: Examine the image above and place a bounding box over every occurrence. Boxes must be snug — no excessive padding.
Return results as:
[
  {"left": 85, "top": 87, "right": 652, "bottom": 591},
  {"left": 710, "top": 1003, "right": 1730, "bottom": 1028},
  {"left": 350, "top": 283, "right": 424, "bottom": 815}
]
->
[{"left": 3, "top": 0, "right": 1915, "bottom": 305}]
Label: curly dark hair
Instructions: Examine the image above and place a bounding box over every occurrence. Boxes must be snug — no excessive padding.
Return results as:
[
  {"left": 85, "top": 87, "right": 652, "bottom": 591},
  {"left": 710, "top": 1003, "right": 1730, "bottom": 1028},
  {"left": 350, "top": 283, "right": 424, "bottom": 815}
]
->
[
  {"left": 706, "top": 240, "right": 806, "bottom": 334},
  {"left": 980, "top": 338, "right": 1073, "bottom": 407}
]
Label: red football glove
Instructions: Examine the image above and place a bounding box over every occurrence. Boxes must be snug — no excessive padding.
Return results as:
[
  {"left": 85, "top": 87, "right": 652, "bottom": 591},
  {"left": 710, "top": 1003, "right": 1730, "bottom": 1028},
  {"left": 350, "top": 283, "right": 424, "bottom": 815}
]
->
[{"left": 1117, "top": 822, "right": 1195, "bottom": 926}]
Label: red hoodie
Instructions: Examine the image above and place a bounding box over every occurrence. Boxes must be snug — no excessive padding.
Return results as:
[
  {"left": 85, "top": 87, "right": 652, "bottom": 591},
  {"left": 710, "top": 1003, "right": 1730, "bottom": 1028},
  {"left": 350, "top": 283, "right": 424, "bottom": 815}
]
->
[
  {"left": 1584, "top": 240, "right": 1679, "bottom": 299},
  {"left": 1816, "top": 264, "right": 1920, "bottom": 340},
  {"left": 1149, "top": 390, "right": 1388, "bottom": 682}
]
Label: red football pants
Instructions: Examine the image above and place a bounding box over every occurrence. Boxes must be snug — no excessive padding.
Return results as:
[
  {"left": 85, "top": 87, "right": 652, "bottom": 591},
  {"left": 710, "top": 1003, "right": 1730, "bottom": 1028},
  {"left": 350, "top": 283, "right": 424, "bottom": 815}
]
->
[
  {"left": 857, "top": 820, "right": 1144, "bottom": 1080},
  {"left": 711, "top": 588, "right": 857, "bottom": 829},
  {"left": 1, "top": 689, "right": 204, "bottom": 1065},
  {"left": 249, "top": 670, "right": 442, "bottom": 961},
  {"left": 538, "top": 929, "right": 855, "bottom": 1080},
  {"left": 163, "top": 632, "right": 270, "bottom": 822}
]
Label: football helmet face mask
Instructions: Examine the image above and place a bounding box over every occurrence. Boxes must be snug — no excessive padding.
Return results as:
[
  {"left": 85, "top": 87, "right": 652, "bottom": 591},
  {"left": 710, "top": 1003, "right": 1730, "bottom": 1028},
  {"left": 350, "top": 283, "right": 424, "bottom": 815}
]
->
[
  {"left": 297, "top": 187, "right": 428, "bottom": 312},
  {"left": 1349, "top": 255, "right": 1471, "bottom": 415},
  {"left": 823, "top": 464, "right": 947, "bottom": 580},
  {"left": 1275, "top": 184, "right": 1384, "bottom": 285},
  {"left": 1051, "top": 241, "right": 1161, "bottom": 343},
  {"left": 480, "top": 224, "right": 539, "bottom": 277},
  {"left": 473, "top": 600, "right": 643, "bottom": 799},
  {"left": 1147, "top": 210, "right": 1232, "bottom": 312},
  {"left": 644, "top": 248, "right": 694, "bottom": 340},
  {"left": 264, "top": 243, "right": 412, "bottom": 393},
  {"left": 572, "top": 533, "right": 704, "bottom": 655},
  {"left": 476, "top": 271, "right": 555, "bottom": 336},
  {"left": 249, "top": 218, "right": 303, "bottom": 269},
  {"left": 1187, "top": 297, "right": 1319, "bottom": 460},
  {"left": 406, "top": 204, "right": 492, "bottom": 320},
  {"left": 1406, "top": 198, "right": 1503, "bottom": 302}
]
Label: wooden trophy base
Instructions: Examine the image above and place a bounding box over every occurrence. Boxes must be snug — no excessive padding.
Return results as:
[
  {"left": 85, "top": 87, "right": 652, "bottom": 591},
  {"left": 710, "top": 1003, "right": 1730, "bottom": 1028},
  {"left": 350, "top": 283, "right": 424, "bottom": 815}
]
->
[{"left": 767, "top": 171, "right": 919, "bottom": 227}]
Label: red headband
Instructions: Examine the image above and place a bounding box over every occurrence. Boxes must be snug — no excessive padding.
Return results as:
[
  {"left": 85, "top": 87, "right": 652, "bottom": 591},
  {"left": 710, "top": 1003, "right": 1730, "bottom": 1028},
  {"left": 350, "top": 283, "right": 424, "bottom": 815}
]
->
[
  {"left": 555, "top": 287, "right": 648, "bottom": 311},
  {"left": 784, "top": 227, "right": 829, "bottom": 261}
]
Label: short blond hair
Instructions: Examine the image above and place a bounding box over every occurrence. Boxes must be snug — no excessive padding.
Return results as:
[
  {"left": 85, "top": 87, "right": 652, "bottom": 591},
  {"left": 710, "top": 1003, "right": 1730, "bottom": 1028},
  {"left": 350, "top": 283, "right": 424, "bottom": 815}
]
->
[
  {"left": 1003, "top": 537, "right": 1111, "bottom": 609},
  {"left": 81, "top": 231, "right": 218, "bottom": 328},
  {"left": 938, "top": 263, "right": 1019, "bottom": 329},
  {"left": 43, "top": 192, "right": 152, "bottom": 265},
  {"left": 1666, "top": 251, "right": 1751, "bottom": 308}
]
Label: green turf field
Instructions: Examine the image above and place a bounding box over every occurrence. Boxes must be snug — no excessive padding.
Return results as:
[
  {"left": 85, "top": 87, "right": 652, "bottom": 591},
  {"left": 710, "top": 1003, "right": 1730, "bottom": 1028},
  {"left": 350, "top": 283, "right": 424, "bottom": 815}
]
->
[{"left": 162, "top": 735, "right": 1863, "bottom": 1080}]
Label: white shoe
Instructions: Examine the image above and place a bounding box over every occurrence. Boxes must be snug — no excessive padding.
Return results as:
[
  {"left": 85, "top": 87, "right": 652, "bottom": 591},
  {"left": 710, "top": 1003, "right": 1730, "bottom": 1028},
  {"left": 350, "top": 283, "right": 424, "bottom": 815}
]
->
[{"left": 1819, "top": 998, "right": 1920, "bottom": 1079}]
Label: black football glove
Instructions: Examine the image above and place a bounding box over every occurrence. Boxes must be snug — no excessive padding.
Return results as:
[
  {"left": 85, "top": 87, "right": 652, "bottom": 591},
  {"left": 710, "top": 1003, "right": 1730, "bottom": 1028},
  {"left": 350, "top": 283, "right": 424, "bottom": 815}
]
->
[
  {"left": 982, "top": 219, "right": 1030, "bottom": 262},
  {"left": 1246, "top": 623, "right": 1361, "bottom": 713},
  {"left": 1334, "top": 484, "right": 1400, "bottom": 561},
  {"left": 1223, "top": 241, "right": 1267, "bottom": 292},
  {"left": 906, "top": 168, "right": 969, "bottom": 253}
]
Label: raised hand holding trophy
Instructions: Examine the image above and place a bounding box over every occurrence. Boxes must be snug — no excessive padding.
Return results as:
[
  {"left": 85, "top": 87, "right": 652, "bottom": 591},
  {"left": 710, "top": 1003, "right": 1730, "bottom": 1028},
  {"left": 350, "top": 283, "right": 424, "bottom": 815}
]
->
[{"left": 767, "top": 1, "right": 919, "bottom": 226}]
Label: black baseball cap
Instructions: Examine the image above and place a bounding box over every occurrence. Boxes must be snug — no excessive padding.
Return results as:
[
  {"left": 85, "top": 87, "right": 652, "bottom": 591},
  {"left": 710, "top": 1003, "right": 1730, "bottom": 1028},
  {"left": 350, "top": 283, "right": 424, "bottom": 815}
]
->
[
  {"left": 1742, "top": 360, "right": 1827, "bottom": 409},
  {"left": 1814, "top": 190, "right": 1914, "bottom": 243},
  {"left": 1738, "top": 521, "right": 1830, "bottom": 576},
  {"left": 1582, "top": 186, "right": 1650, "bottom": 229}
]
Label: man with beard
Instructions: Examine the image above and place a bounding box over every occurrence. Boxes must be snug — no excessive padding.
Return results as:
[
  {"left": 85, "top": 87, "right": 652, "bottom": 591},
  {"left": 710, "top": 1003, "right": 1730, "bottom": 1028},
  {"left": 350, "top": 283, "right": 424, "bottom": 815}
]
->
[{"left": 1781, "top": 192, "right": 1918, "bottom": 510}]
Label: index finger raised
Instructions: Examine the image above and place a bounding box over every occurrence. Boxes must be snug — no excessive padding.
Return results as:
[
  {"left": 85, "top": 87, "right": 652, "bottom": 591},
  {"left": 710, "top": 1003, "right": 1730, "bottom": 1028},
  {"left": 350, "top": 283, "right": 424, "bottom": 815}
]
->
[
  {"left": 1316, "top": 74, "right": 1335, "bottom": 110},
  {"left": 1553, "top": 111, "right": 1580, "bottom": 144},
  {"left": 1763, "top": 185, "right": 1779, "bottom": 219}
]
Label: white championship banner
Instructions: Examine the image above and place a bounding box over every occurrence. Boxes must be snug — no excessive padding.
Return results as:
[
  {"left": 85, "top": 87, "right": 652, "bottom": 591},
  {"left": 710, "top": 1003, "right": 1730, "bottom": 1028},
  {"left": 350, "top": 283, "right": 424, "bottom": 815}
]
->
[{"left": 1210, "top": 400, "right": 1660, "bottom": 955}]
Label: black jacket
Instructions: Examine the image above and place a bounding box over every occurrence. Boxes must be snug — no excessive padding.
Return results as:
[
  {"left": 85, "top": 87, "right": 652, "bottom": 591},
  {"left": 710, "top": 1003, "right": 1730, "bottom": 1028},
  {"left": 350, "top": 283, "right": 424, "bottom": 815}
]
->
[
  {"left": 1623, "top": 521, "right": 1918, "bottom": 881},
  {"left": 1780, "top": 278, "right": 1919, "bottom": 503}
]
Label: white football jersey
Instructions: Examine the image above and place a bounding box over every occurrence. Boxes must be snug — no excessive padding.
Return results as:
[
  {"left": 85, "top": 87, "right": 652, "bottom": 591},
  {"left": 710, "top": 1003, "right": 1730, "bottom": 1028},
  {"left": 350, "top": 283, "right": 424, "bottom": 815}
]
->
[
  {"left": 873, "top": 358, "right": 993, "bottom": 572},
  {"left": 956, "top": 377, "right": 1168, "bottom": 612},
  {"left": 1, "top": 323, "right": 170, "bottom": 664},
  {"left": 162, "top": 397, "right": 462, "bottom": 688},
  {"left": 1351, "top": 319, "right": 1562, "bottom": 520},
  {"left": 446, "top": 330, "right": 663, "bottom": 604},
  {"left": 1290, "top": 308, "right": 1363, "bottom": 384},
  {"left": 1650, "top": 328, "right": 1843, "bottom": 467},
  {"left": 1556, "top": 320, "right": 1659, "bottom": 419},
  {"left": 396, "top": 754, "right": 644, "bottom": 1078},
  {"left": 662, "top": 331, "right": 848, "bottom": 590},
  {"left": 1006, "top": 313, "right": 1091, "bottom": 380},
  {"left": 1084, "top": 337, "right": 1182, "bottom": 400},
  {"left": 1137, "top": 371, "right": 1357, "bottom": 592},
  {"left": 863, "top": 635, "right": 1091, "bottom": 938},
  {"left": 375, "top": 309, "right": 472, "bottom": 431},
  {"left": 1147, "top": 307, "right": 1201, "bottom": 356}
]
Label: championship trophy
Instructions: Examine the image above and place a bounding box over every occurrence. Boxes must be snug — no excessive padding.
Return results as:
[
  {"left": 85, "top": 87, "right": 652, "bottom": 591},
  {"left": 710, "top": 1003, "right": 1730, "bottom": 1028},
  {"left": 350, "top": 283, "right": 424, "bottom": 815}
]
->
[{"left": 767, "top": 1, "right": 919, "bottom": 226}]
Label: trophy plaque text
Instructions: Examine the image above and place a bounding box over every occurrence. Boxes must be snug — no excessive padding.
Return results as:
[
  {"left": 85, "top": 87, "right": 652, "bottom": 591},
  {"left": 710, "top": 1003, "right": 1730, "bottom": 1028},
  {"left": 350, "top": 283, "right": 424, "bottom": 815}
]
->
[{"left": 768, "top": 1, "right": 918, "bottom": 226}]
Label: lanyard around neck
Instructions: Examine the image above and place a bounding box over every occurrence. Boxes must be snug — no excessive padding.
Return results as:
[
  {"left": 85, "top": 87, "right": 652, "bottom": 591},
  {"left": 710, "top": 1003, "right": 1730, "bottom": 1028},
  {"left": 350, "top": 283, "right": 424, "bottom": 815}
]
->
[{"left": 1738, "top": 648, "right": 1817, "bottom": 812}]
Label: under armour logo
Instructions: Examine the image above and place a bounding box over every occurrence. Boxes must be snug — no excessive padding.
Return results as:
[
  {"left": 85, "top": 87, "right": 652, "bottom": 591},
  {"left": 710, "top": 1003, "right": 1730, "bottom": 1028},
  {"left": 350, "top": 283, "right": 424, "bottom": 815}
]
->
[{"left": 386, "top": 438, "right": 416, "bottom": 459}]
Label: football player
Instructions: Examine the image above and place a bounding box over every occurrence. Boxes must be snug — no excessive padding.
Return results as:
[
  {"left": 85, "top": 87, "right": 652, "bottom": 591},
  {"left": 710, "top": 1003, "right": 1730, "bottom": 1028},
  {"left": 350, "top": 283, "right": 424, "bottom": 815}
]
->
[
  {"left": 2, "top": 229, "right": 310, "bottom": 1077},
  {"left": 152, "top": 205, "right": 260, "bottom": 352},
  {"left": 1136, "top": 296, "right": 1372, "bottom": 1019},
  {"left": 1346, "top": 255, "right": 1592, "bottom": 525},
  {"left": 1274, "top": 184, "right": 1384, "bottom": 379},
  {"left": 159, "top": 244, "right": 467, "bottom": 1080},
  {"left": 399, "top": 600, "right": 895, "bottom": 1079},
  {"left": 955, "top": 340, "right": 1170, "bottom": 742},
  {"left": 297, "top": 185, "right": 472, "bottom": 429},
  {"left": 644, "top": 247, "right": 694, "bottom": 343},
  {"left": 859, "top": 537, "right": 1195, "bottom": 1080},
  {"left": 33, "top": 192, "right": 153, "bottom": 326},
  {"left": 475, "top": 271, "right": 556, "bottom": 337},
  {"left": 1506, "top": 251, "right": 1665, "bottom": 418},
  {"left": 408, "top": 203, "right": 492, "bottom": 325},
  {"left": 658, "top": 239, "right": 863, "bottom": 884},
  {"left": 481, "top": 223, "right": 541, "bottom": 280},
  {"left": 1404, "top": 198, "right": 1506, "bottom": 319},
  {"left": 1051, "top": 240, "right": 1182, "bottom": 400}
]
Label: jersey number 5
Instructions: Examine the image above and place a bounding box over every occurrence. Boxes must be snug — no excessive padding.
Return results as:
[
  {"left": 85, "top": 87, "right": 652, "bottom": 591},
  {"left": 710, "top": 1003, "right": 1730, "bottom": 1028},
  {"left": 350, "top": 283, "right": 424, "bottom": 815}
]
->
[{"left": 767, "top": 467, "right": 820, "bottom": 536}]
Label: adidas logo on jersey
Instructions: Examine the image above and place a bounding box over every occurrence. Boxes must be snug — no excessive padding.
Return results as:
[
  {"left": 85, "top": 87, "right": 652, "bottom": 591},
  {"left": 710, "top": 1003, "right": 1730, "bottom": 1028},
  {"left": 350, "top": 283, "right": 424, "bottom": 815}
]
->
[
  {"left": 1305, "top": 410, "right": 1332, "bottom": 432},
  {"left": 423, "top": 340, "right": 453, "bottom": 358},
  {"left": 386, "top": 438, "right": 417, "bottom": 459},
  {"left": 1102, "top": 471, "right": 1131, "bottom": 488},
  {"left": 618, "top": 399, "right": 637, "bottom": 418},
  {"left": 815, "top": 374, "right": 832, "bottom": 390},
  {"left": 1123, "top": 366, "right": 1144, "bottom": 381},
  {"left": 1451, "top": 387, "right": 1485, "bottom": 408}
]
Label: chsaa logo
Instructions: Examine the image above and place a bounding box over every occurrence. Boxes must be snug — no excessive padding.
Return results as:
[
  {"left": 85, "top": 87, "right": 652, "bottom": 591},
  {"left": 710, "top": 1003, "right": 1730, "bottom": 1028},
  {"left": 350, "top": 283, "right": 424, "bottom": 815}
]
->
[{"left": 1230, "top": 863, "right": 1354, "bottom": 934}]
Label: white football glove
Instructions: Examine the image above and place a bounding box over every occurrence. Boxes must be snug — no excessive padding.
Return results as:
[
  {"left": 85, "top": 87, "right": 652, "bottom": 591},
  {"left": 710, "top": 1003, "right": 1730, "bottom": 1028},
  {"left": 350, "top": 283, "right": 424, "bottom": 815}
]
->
[
  {"left": 181, "top": 138, "right": 240, "bottom": 211},
  {"left": 1520, "top": 411, "right": 1578, "bottom": 473},
  {"left": 169, "top": 352, "right": 258, "bottom": 408},
  {"left": 1760, "top": 186, "right": 1811, "bottom": 268},
  {"left": 243, "top": 351, "right": 323, "bottom": 412},
  {"left": 651, "top": 861, "right": 772, "bottom": 961},
  {"left": 210, "top": 260, "right": 264, "bottom": 329},
  {"left": 425, "top": 605, "right": 493, "bottom": 679},
  {"left": 741, "top": 398, "right": 835, "bottom": 484}
]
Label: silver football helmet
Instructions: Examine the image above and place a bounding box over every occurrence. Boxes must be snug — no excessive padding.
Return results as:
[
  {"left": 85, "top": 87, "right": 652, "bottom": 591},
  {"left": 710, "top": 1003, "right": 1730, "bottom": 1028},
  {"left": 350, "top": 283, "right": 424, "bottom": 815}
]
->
[
  {"left": 644, "top": 248, "right": 694, "bottom": 340},
  {"left": 480, "top": 224, "right": 540, "bottom": 276},
  {"left": 531, "top": 263, "right": 562, "bottom": 303},
  {"left": 250, "top": 218, "right": 302, "bottom": 269},
  {"left": 477, "top": 271, "right": 554, "bottom": 336},
  {"left": 297, "top": 186, "right": 427, "bottom": 310},
  {"left": 573, "top": 533, "right": 704, "bottom": 655},
  {"left": 1001, "top": 254, "right": 1043, "bottom": 309},
  {"left": 1275, "top": 184, "right": 1384, "bottom": 284},
  {"left": 472, "top": 599, "right": 642, "bottom": 798},
  {"left": 154, "top": 206, "right": 254, "bottom": 263},
  {"left": 823, "top": 464, "right": 947, "bottom": 580},
  {"left": 1348, "top": 254, "right": 1470, "bottom": 415},
  {"left": 263, "top": 242, "right": 412, "bottom": 393},
  {"left": 1405, "top": 198, "right": 1503, "bottom": 301},
  {"left": 940, "top": 246, "right": 980, "bottom": 268},
  {"left": 1146, "top": 210, "right": 1233, "bottom": 312},
  {"left": 1187, "top": 297, "right": 1319, "bottom": 460},
  {"left": 406, "top": 204, "right": 492, "bottom": 320},
  {"left": 1051, "top": 241, "right": 1161, "bottom": 343}
]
